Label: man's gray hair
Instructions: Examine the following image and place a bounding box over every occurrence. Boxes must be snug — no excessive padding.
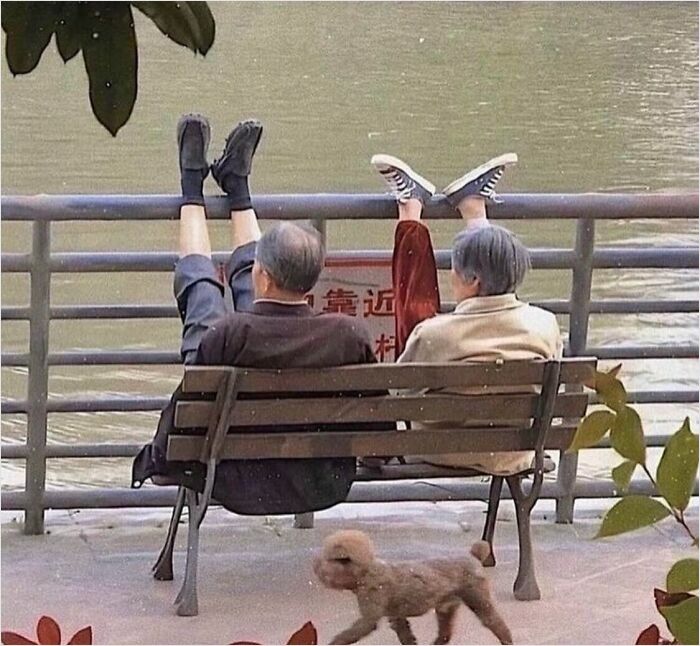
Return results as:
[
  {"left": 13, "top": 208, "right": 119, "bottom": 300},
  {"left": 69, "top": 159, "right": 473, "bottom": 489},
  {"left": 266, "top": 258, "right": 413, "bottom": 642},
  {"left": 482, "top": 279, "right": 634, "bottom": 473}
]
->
[
  {"left": 451, "top": 225, "right": 530, "bottom": 296},
  {"left": 255, "top": 221, "right": 325, "bottom": 293}
]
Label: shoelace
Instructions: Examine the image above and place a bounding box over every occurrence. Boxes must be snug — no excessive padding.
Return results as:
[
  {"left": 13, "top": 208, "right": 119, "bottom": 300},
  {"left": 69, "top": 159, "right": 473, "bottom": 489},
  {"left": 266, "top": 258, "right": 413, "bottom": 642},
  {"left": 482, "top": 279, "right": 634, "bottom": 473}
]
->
[
  {"left": 479, "top": 168, "right": 504, "bottom": 203},
  {"left": 381, "top": 169, "right": 415, "bottom": 202}
]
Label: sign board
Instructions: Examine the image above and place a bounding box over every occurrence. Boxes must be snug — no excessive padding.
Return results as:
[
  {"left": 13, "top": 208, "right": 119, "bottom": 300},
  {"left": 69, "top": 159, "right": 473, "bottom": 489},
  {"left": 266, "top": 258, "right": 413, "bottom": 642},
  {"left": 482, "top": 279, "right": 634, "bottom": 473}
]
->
[{"left": 307, "top": 256, "right": 397, "bottom": 362}]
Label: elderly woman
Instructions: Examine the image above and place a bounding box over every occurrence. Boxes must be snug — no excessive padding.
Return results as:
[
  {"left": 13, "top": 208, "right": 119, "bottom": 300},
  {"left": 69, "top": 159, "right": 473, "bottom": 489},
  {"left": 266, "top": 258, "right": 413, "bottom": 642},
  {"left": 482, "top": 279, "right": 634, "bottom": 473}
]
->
[{"left": 372, "top": 153, "right": 562, "bottom": 475}]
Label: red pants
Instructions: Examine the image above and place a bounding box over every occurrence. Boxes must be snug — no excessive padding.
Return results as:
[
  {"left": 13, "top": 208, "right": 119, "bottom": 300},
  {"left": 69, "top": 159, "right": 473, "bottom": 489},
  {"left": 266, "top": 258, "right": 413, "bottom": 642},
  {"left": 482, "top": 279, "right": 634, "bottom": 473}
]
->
[{"left": 392, "top": 220, "right": 440, "bottom": 357}]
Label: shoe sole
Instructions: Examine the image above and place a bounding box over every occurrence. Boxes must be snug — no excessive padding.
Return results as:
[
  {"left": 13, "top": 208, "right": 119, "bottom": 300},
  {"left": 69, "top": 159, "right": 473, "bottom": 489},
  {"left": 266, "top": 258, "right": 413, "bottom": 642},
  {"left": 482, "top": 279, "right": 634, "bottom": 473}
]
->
[
  {"left": 371, "top": 153, "right": 436, "bottom": 195},
  {"left": 176, "top": 113, "right": 211, "bottom": 171},
  {"left": 222, "top": 119, "right": 263, "bottom": 158},
  {"left": 442, "top": 152, "right": 518, "bottom": 196}
]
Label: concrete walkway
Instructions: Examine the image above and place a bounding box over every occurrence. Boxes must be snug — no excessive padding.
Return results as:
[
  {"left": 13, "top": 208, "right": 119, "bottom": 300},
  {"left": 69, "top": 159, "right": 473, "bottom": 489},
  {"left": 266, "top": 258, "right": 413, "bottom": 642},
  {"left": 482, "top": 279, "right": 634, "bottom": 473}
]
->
[{"left": 2, "top": 499, "right": 695, "bottom": 645}]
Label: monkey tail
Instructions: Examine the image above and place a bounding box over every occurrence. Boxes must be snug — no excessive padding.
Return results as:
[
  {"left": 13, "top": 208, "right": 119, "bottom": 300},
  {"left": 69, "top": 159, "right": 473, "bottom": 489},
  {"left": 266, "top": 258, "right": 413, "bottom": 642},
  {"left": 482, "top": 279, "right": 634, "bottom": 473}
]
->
[{"left": 470, "top": 540, "right": 491, "bottom": 564}]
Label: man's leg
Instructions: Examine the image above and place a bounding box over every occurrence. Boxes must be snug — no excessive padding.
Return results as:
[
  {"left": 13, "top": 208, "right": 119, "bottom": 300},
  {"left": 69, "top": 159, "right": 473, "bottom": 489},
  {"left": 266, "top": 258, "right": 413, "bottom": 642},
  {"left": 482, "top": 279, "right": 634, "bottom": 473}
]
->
[
  {"left": 211, "top": 119, "right": 264, "bottom": 312},
  {"left": 172, "top": 115, "right": 228, "bottom": 364},
  {"left": 371, "top": 154, "right": 439, "bottom": 357}
]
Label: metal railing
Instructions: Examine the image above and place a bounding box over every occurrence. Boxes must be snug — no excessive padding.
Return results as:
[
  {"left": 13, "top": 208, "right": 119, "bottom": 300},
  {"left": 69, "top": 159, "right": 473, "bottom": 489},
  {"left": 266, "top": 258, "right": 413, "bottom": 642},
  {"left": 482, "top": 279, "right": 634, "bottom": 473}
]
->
[{"left": 1, "top": 192, "right": 698, "bottom": 534}]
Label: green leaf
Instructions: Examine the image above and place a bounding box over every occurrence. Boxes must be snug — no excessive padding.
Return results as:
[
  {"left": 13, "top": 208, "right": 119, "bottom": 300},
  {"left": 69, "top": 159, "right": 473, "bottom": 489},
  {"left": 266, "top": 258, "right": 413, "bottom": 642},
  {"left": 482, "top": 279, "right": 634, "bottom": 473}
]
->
[
  {"left": 55, "top": 2, "right": 82, "bottom": 63},
  {"left": 568, "top": 410, "right": 615, "bottom": 452},
  {"left": 133, "top": 2, "right": 215, "bottom": 55},
  {"left": 610, "top": 406, "right": 646, "bottom": 465},
  {"left": 656, "top": 417, "right": 699, "bottom": 512},
  {"left": 612, "top": 460, "right": 636, "bottom": 493},
  {"left": 660, "top": 595, "right": 698, "bottom": 645},
  {"left": 667, "top": 559, "right": 699, "bottom": 593},
  {"left": 2, "top": 2, "right": 58, "bottom": 75},
  {"left": 80, "top": 4, "right": 137, "bottom": 136},
  {"left": 596, "top": 496, "right": 671, "bottom": 538},
  {"left": 595, "top": 370, "right": 628, "bottom": 412}
]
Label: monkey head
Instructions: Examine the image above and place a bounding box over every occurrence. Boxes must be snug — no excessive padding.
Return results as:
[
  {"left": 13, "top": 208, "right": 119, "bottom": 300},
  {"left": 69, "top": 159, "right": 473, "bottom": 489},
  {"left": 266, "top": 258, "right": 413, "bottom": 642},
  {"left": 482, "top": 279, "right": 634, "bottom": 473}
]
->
[{"left": 313, "top": 530, "right": 376, "bottom": 591}]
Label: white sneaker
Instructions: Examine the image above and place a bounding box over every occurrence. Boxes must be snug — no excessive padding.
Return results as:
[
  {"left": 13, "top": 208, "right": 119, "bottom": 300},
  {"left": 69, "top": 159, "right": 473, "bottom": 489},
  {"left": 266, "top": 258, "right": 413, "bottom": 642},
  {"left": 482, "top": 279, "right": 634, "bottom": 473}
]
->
[
  {"left": 442, "top": 153, "right": 518, "bottom": 205},
  {"left": 371, "top": 154, "right": 436, "bottom": 204}
]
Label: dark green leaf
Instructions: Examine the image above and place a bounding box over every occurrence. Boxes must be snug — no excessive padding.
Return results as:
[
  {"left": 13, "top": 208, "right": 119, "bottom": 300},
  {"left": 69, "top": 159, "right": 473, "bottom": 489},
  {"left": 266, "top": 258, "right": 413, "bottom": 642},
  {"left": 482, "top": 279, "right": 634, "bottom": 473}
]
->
[
  {"left": 611, "top": 406, "right": 646, "bottom": 465},
  {"left": 2, "top": 2, "right": 58, "bottom": 75},
  {"left": 186, "top": 2, "right": 215, "bottom": 54},
  {"left": 80, "top": 4, "right": 137, "bottom": 136},
  {"left": 133, "top": 2, "right": 214, "bottom": 55},
  {"left": 657, "top": 417, "right": 699, "bottom": 512},
  {"left": 568, "top": 410, "right": 615, "bottom": 452},
  {"left": 595, "top": 370, "right": 628, "bottom": 412},
  {"left": 596, "top": 496, "right": 671, "bottom": 538},
  {"left": 612, "top": 460, "right": 636, "bottom": 493},
  {"left": 55, "top": 2, "right": 82, "bottom": 63},
  {"left": 659, "top": 595, "right": 698, "bottom": 645},
  {"left": 667, "top": 559, "right": 699, "bottom": 593}
]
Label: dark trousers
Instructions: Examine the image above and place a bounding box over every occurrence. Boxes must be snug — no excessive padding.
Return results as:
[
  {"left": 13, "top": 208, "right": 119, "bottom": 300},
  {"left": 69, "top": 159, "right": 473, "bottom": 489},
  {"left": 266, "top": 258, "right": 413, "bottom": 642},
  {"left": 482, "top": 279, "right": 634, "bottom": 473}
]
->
[
  {"left": 173, "top": 242, "right": 256, "bottom": 364},
  {"left": 392, "top": 220, "right": 440, "bottom": 357}
]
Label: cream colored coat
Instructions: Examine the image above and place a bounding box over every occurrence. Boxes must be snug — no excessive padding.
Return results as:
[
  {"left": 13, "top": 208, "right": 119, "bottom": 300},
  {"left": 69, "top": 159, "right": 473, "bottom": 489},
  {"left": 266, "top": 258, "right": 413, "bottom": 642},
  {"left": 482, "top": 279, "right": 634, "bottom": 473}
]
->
[{"left": 397, "top": 293, "right": 563, "bottom": 475}]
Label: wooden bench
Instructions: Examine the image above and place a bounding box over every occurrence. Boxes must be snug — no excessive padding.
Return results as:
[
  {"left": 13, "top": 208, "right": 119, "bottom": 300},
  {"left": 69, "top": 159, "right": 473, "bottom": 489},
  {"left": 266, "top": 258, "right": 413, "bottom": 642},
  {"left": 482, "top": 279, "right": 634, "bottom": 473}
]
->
[{"left": 151, "top": 357, "right": 596, "bottom": 616}]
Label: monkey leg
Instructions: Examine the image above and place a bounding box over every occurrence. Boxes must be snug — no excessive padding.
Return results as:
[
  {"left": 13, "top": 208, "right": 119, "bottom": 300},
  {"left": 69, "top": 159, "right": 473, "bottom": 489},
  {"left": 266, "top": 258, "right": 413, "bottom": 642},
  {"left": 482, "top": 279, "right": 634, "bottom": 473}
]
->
[
  {"left": 460, "top": 585, "right": 513, "bottom": 645},
  {"left": 388, "top": 617, "right": 417, "bottom": 645},
  {"left": 330, "top": 618, "right": 379, "bottom": 645},
  {"left": 433, "top": 601, "right": 459, "bottom": 645}
]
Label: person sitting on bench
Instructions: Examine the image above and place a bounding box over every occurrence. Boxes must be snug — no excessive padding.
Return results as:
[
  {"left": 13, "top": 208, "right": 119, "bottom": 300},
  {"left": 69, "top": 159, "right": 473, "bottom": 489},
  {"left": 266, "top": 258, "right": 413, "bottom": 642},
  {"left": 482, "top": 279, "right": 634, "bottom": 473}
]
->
[
  {"left": 372, "top": 153, "right": 563, "bottom": 475},
  {"left": 131, "top": 115, "right": 376, "bottom": 514}
]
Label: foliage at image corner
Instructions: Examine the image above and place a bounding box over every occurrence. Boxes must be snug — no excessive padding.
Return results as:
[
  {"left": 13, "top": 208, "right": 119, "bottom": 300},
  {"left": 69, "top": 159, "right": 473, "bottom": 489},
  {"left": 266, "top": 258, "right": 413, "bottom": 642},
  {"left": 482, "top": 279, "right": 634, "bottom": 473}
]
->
[
  {"left": 1, "top": 2, "right": 215, "bottom": 136},
  {"left": 568, "top": 364, "right": 699, "bottom": 645}
]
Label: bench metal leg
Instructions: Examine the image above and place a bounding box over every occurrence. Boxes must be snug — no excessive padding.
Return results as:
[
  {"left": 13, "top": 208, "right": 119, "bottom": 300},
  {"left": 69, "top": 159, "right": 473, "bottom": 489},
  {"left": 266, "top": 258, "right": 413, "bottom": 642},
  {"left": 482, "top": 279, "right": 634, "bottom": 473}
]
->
[
  {"left": 294, "top": 512, "right": 314, "bottom": 529},
  {"left": 506, "top": 475, "right": 540, "bottom": 601},
  {"left": 481, "top": 476, "right": 503, "bottom": 567},
  {"left": 152, "top": 486, "right": 186, "bottom": 581},
  {"left": 175, "top": 489, "right": 203, "bottom": 616}
]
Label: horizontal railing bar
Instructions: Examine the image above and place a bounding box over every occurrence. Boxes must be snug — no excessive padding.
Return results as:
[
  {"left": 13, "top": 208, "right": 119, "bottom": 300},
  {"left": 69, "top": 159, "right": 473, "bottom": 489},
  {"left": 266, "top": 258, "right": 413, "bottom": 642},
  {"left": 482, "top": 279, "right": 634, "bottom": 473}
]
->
[
  {"left": 3, "top": 478, "right": 695, "bottom": 510},
  {"left": 1, "top": 443, "right": 142, "bottom": 459},
  {"left": 0, "top": 432, "right": 682, "bottom": 460},
  {"left": 2, "top": 193, "right": 697, "bottom": 222},
  {"left": 3, "top": 299, "right": 698, "bottom": 321},
  {"left": 2, "top": 246, "right": 698, "bottom": 273},
  {"left": 2, "top": 345, "right": 696, "bottom": 368},
  {"left": 586, "top": 345, "right": 698, "bottom": 359}
]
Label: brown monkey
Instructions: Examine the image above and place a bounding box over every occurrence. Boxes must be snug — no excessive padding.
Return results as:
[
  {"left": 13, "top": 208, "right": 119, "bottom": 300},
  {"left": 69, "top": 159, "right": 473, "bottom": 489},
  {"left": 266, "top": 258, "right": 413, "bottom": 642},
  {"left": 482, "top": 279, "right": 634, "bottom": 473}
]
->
[{"left": 313, "top": 530, "right": 513, "bottom": 645}]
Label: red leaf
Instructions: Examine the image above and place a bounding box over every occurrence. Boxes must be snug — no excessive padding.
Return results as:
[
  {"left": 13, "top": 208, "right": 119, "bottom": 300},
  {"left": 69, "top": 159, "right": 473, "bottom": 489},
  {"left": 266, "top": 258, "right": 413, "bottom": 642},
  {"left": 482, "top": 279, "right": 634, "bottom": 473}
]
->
[
  {"left": 654, "top": 588, "right": 693, "bottom": 610},
  {"left": 67, "top": 627, "right": 92, "bottom": 645},
  {"left": 286, "top": 622, "right": 317, "bottom": 645},
  {"left": 636, "top": 624, "right": 661, "bottom": 644},
  {"left": 1, "top": 632, "right": 37, "bottom": 645},
  {"left": 36, "top": 618, "right": 60, "bottom": 646}
]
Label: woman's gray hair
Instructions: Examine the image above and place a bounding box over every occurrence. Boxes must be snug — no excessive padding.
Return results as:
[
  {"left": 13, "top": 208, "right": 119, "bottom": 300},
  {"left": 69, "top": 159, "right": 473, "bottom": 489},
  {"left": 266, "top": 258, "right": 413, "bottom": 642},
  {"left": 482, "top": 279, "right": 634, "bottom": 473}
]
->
[
  {"left": 451, "top": 225, "right": 531, "bottom": 296},
  {"left": 255, "top": 222, "right": 325, "bottom": 293}
]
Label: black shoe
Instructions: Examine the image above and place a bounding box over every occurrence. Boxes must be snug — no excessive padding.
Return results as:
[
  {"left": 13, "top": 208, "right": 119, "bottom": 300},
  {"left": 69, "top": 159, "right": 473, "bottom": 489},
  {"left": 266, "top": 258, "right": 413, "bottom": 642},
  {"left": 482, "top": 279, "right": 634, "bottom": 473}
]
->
[
  {"left": 371, "top": 154, "right": 435, "bottom": 204},
  {"left": 177, "top": 113, "right": 211, "bottom": 176},
  {"left": 211, "top": 119, "right": 263, "bottom": 187},
  {"left": 442, "top": 153, "right": 517, "bottom": 206}
]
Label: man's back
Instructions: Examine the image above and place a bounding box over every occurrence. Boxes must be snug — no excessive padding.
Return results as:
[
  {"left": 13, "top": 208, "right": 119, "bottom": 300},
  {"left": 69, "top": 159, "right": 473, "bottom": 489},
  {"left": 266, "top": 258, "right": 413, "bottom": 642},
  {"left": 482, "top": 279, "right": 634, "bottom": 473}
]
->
[{"left": 132, "top": 301, "right": 375, "bottom": 514}]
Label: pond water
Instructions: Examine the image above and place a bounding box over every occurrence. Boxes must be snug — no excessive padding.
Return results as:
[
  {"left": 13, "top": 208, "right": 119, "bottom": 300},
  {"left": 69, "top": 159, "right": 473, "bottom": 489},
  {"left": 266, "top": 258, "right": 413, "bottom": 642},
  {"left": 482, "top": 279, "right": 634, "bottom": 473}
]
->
[{"left": 1, "top": 3, "right": 698, "bottom": 490}]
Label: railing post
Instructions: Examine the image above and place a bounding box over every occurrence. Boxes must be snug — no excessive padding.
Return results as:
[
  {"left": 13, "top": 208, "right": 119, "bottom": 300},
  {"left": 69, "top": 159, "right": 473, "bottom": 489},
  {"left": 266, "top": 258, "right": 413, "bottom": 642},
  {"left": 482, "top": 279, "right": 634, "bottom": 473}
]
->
[
  {"left": 556, "top": 217, "right": 595, "bottom": 524},
  {"left": 24, "top": 220, "right": 51, "bottom": 534},
  {"left": 312, "top": 218, "right": 327, "bottom": 249}
]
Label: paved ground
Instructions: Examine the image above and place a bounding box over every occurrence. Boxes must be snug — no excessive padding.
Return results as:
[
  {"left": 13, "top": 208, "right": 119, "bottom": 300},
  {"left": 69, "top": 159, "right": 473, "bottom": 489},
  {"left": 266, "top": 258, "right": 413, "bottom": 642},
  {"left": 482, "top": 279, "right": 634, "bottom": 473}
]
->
[{"left": 1, "top": 499, "right": 696, "bottom": 645}]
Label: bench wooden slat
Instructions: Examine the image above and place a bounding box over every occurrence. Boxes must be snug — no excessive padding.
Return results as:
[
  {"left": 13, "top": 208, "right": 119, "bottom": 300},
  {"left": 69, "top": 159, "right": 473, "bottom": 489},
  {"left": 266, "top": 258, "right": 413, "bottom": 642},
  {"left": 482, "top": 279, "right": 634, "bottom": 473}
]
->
[
  {"left": 167, "top": 424, "right": 578, "bottom": 461},
  {"left": 174, "top": 392, "right": 588, "bottom": 428},
  {"left": 181, "top": 358, "right": 596, "bottom": 394}
]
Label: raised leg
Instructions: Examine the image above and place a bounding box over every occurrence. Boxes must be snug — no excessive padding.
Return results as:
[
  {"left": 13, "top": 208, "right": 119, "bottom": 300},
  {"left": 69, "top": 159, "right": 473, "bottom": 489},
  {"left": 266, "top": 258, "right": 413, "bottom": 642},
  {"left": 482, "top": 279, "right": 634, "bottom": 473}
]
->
[
  {"left": 481, "top": 476, "right": 503, "bottom": 567},
  {"left": 389, "top": 617, "right": 417, "bottom": 645},
  {"left": 152, "top": 486, "right": 186, "bottom": 580},
  {"left": 174, "top": 489, "right": 202, "bottom": 616},
  {"left": 505, "top": 475, "right": 540, "bottom": 601},
  {"left": 433, "top": 602, "right": 459, "bottom": 645},
  {"left": 294, "top": 512, "right": 314, "bottom": 529}
]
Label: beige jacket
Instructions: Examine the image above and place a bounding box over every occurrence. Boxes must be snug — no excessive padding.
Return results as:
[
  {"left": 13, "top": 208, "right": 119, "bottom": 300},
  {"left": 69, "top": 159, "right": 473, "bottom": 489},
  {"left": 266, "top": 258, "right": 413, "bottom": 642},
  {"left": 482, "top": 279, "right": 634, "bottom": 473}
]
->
[{"left": 397, "top": 293, "right": 563, "bottom": 475}]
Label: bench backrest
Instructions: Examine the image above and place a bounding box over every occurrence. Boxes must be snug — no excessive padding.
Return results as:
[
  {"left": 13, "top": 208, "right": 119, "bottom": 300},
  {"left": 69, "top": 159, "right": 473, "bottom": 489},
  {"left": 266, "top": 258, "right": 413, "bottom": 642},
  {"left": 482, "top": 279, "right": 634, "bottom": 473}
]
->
[{"left": 167, "top": 358, "right": 597, "bottom": 462}]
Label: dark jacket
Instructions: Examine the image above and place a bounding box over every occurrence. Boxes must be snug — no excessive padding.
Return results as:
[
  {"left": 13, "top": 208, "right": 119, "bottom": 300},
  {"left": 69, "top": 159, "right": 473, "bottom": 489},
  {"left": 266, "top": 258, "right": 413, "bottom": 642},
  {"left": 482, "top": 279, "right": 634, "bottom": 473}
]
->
[{"left": 132, "top": 300, "right": 376, "bottom": 515}]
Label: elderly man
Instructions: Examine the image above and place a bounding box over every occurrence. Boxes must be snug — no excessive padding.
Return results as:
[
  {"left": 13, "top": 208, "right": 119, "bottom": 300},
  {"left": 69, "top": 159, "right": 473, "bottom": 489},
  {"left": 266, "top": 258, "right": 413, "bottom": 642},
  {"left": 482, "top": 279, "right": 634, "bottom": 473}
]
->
[
  {"left": 372, "top": 153, "right": 562, "bottom": 475},
  {"left": 132, "top": 115, "right": 375, "bottom": 514}
]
